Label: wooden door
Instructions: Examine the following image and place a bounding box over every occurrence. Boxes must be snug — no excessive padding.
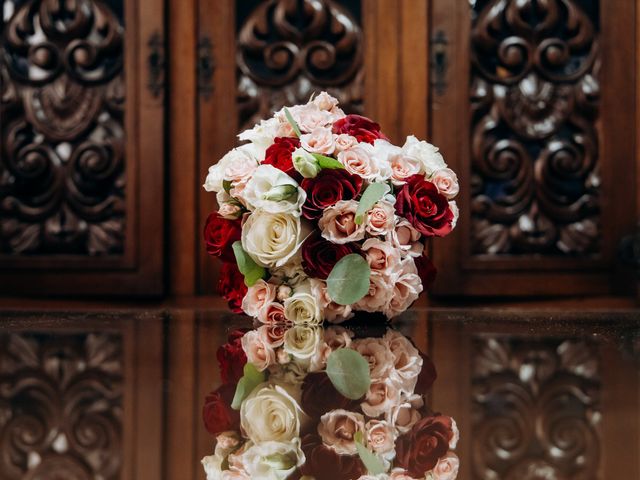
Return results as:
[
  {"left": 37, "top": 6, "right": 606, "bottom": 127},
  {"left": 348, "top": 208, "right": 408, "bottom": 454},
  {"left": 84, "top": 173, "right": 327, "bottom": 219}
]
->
[
  {"left": 0, "top": 0, "right": 165, "bottom": 296},
  {"left": 429, "top": 0, "right": 638, "bottom": 296}
]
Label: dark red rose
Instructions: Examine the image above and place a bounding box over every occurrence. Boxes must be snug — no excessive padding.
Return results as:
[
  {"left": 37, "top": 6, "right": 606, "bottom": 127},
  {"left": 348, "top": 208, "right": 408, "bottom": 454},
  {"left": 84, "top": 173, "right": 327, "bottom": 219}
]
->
[
  {"left": 218, "top": 262, "right": 247, "bottom": 314},
  {"left": 301, "top": 233, "right": 359, "bottom": 279},
  {"left": 415, "top": 352, "right": 437, "bottom": 395},
  {"left": 262, "top": 137, "right": 301, "bottom": 178},
  {"left": 204, "top": 213, "right": 242, "bottom": 261},
  {"left": 395, "top": 175, "right": 454, "bottom": 237},
  {"left": 394, "top": 415, "right": 454, "bottom": 477},
  {"left": 301, "top": 169, "right": 363, "bottom": 220},
  {"left": 332, "top": 114, "right": 387, "bottom": 144},
  {"left": 301, "top": 372, "right": 361, "bottom": 419},
  {"left": 415, "top": 253, "right": 438, "bottom": 290},
  {"left": 217, "top": 329, "right": 248, "bottom": 384},
  {"left": 203, "top": 383, "right": 240, "bottom": 436},
  {"left": 297, "top": 434, "right": 366, "bottom": 479}
]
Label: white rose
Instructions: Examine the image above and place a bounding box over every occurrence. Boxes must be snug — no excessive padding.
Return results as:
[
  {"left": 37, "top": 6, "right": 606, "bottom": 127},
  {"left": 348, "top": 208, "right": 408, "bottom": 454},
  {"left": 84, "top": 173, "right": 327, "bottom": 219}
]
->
[
  {"left": 269, "top": 252, "right": 308, "bottom": 287},
  {"left": 240, "top": 440, "right": 305, "bottom": 480},
  {"left": 204, "top": 146, "right": 258, "bottom": 193},
  {"left": 283, "top": 286, "right": 322, "bottom": 325},
  {"left": 449, "top": 201, "right": 459, "bottom": 229},
  {"left": 242, "top": 165, "right": 306, "bottom": 215},
  {"left": 240, "top": 384, "right": 304, "bottom": 443},
  {"left": 292, "top": 147, "right": 321, "bottom": 178},
  {"left": 283, "top": 325, "right": 322, "bottom": 360},
  {"left": 402, "top": 135, "right": 446, "bottom": 175},
  {"left": 237, "top": 117, "right": 279, "bottom": 159},
  {"left": 241, "top": 210, "right": 306, "bottom": 268}
]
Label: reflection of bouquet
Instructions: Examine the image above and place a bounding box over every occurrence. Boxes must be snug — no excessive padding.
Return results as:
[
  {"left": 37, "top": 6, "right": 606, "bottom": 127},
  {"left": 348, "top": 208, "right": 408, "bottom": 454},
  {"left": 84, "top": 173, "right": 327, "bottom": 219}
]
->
[
  {"left": 204, "top": 93, "right": 459, "bottom": 322},
  {"left": 202, "top": 323, "right": 459, "bottom": 479}
]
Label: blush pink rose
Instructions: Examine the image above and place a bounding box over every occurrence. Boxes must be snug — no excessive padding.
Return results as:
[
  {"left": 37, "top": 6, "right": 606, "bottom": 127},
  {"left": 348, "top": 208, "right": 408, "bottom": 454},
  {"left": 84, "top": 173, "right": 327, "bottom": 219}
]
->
[
  {"left": 354, "top": 272, "right": 393, "bottom": 313},
  {"left": 385, "top": 395, "right": 423, "bottom": 434},
  {"left": 337, "top": 145, "right": 380, "bottom": 181},
  {"left": 389, "top": 217, "right": 424, "bottom": 257},
  {"left": 361, "top": 380, "right": 401, "bottom": 418},
  {"left": 257, "top": 323, "right": 288, "bottom": 348},
  {"left": 257, "top": 301, "right": 289, "bottom": 325},
  {"left": 301, "top": 127, "right": 336, "bottom": 155},
  {"left": 384, "top": 329, "right": 423, "bottom": 393},
  {"left": 333, "top": 133, "right": 359, "bottom": 152},
  {"left": 366, "top": 200, "right": 396, "bottom": 236},
  {"left": 312, "top": 91, "right": 340, "bottom": 111},
  {"left": 241, "top": 279, "right": 277, "bottom": 318},
  {"left": 218, "top": 203, "right": 242, "bottom": 219},
  {"left": 353, "top": 337, "right": 394, "bottom": 382},
  {"left": 361, "top": 238, "right": 402, "bottom": 275},
  {"left": 240, "top": 330, "right": 276, "bottom": 372},
  {"left": 365, "top": 420, "right": 396, "bottom": 454},
  {"left": 323, "top": 326, "right": 353, "bottom": 350},
  {"left": 311, "top": 279, "right": 354, "bottom": 324},
  {"left": 391, "top": 154, "right": 422, "bottom": 185},
  {"left": 284, "top": 104, "right": 333, "bottom": 133},
  {"left": 431, "top": 452, "right": 460, "bottom": 480},
  {"left": 318, "top": 409, "right": 366, "bottom": 455},
  {"left": 432, "top": 168, "right": 459, "bottom": 199},
  {"left": 384, "top": 258, "right": 423, "bottom": 318},
  {"left": 318, "top": 200, "right": 365, "bottom": 244}
]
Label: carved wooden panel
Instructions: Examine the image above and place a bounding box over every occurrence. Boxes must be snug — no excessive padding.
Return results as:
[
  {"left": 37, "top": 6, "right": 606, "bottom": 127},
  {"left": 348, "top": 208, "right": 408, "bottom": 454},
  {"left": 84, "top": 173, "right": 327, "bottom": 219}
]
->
[
  {"left": 470, "top": 0, "right": 601, "bottom": 256},
  {"left": 472, "top": 336, "right": 601, "bottom": 480},
  {"left": 236, "top": 0, "right": 364, "bottom": 130},
  {"left": 0, "top": 331, "right": 123, "bottom": 480},
  {"left": 0, "top": 0, "right": 126, "bottom": 256}
]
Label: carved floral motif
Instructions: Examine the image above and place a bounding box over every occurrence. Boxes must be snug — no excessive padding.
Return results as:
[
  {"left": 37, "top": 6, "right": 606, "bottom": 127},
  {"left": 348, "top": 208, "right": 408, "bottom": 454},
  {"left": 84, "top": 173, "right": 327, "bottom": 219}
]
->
[
  {"left": 0, "top": 0, "right": 125, "bottom": 255},
  {"left": 470, "top": 0, "right": 601, "bottom": 255}
]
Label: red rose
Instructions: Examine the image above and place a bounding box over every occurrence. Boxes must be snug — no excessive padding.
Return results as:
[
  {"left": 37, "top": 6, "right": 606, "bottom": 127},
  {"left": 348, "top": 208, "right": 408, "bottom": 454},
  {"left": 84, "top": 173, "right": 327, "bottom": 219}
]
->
[
  {"left": 395, "top": 175, "right": 454, "bottom": 237},
  {"left": 332, "top": 114, "right": 387, "bottom": 144},
  {"left": 415, "top": 352, "right": 437, "bottom": 395},
  {"left": 204, "top": 213, "right": 242, "bottom": 261},
  {"left": 218, "top": 262, "right": 247, "bottom": 313},
  {"left": 202, "top": 383, "right": 240, "bottom": 436},
  {"left": 301, "top": 233, "right": 359, "bottom": 279},
  {"left": 301, "top": 372, "right": 360, "bottom": 419},
  {"left": 394, "top": 415, "right": 454, "bottom": 477},
  {"left": 415, "top": 254, "right": 438, "bottom": 290},
  {"left": 297, "top": 434, "right": 366, "bottom": 479},
  {"left": 217, "top": 329, "right": 248, "bottom": 384},
  {"left": 301, "top": 169, "right": 363, "bottom": 220},
  {"left": 262, "top": 137, "right": 300, "bottom": 178}
]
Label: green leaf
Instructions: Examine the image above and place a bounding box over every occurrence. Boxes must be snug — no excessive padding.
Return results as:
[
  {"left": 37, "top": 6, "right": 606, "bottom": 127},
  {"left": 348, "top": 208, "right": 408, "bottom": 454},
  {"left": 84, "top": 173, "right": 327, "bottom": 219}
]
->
[
  {"left": 312, "top": 153, "right": 345, "bottom": 170},
  {"left": 284, "top": 107, "right": 302, "bottom": 137},
  {"left": 222, "top": 179, "right": 233, "bottom": 194},
  {"left": 231, "top": 362, "right": 266, "bottom": 410},
  {"left": 326, "top": 348, "right": 371, "bottom": 400},
  {"left": 355, "top": 182, "right": 391, "bottom": 225},
  {"left": 354, "top": 432, "right": 385, "bottom": 475},
  {"left": 232, "top": 241, "right": 267, "bottom": 287},
  {"left": 326, "top": 254, "right": 371, "bottom": 305}
]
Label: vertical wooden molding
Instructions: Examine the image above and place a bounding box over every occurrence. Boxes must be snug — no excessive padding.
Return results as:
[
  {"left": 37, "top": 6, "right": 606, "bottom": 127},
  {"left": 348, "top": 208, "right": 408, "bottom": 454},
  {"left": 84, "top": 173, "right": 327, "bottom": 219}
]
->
[{"left": 169, "top": 0, "right": 198, "bottom": 296}]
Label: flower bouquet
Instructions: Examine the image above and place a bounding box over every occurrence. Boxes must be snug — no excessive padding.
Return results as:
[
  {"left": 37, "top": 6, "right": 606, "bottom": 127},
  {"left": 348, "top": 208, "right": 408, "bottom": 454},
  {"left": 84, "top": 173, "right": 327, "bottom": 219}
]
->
[
  {"left": 202, "top": 323, "right": 459, "bottom": 479},
  {"left": 203, "top": 92, "right": 459, "bottom": 323}
]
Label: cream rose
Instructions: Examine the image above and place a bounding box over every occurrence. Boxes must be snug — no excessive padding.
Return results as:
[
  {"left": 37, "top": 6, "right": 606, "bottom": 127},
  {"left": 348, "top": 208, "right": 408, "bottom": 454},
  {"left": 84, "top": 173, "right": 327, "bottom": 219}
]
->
[
  {"left": 201, "top": 454, "right": 224, "bottom": 480},
  {"left": 318, "top": 409, "right": 366, "bottom": 455},
  {"left": 365, "top": 420, "right": 396, "bottom": 455},
  {"left": 283, "top": 325, "right": 322, "bottom": 360},
  {"left": 432, "top": 168, "right": 459, "bottom": 199},
  {"left": 283, "top": 285, "right": 322, "bottom": 325},
  {"left": 384, "top": 329, "right": 423, "bottom": 393},
  {"left": 220, "top": 468, "right": 250, "bottom": 480},
  {"left": 318, "top": 200, "right": 365, "bottom": 244},
  {"left": 402, "top": 135, "right": 446, "bottom": 175},
  {"left": 429, "top": 452, "right": 460, "bottom": 480},
  {"left": 240, "top": 440, "right": 305, "bottom": 480},
  {"left": 242, "top": 279, "right": 277, "bottom": 318},
  {"left": 361, "top": 239, "right": 402, "bottom": 275},
  {"left": 333, "top": 133, "right": 359, "bottom": 152},
  {"left": 240, "top": 384, "right": 304, "bottom": 443},
  {"left": 365, "top": 200, "right": 396, "bottom": 236},
  {"left": 242, "top": 165, "right": 306, "bottom": 215},
  {"left": 354, "top": 272, "right": 394, "bottom": 313},
  {"left": 241, "top": 210, "right": 305, "bottom": 268},
  {"left": 361, "top": 380, "right": 401, "bottom": 418},
  {"left": 384, "top": 258, "right": 423, "bottom": 318},
  {"left": 204, "top": 145, "right": 258, "bottom": 193},
  {"left": 241, "top": 330, "right": 276, "bottom": 372},
  {"left": 300, "top": 127, "right": 335, "bottom": 155}
]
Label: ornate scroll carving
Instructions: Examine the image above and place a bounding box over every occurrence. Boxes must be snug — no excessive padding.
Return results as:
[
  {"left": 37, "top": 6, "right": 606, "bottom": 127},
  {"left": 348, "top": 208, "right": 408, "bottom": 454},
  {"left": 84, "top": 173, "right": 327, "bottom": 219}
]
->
[
  {"left": 0, "top": 332, "right": 123, "bottom": 480},
  {"left": 472, "top": 337, "right": 601, "bottom": 480},
  {"left": 0, "top": 0, "right": 125, "bottom": 255},
  {"left": 470, "top": 0, "right": 601, "bottom": 255},
  {"left": 237, "top": 0, "right": 363, "bottom": 131}
]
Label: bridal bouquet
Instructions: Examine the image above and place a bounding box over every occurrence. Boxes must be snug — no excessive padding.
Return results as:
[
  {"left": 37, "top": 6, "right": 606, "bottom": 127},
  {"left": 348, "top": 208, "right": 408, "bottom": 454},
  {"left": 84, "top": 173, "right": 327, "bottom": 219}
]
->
[
  {"left": 202, "top": 323, "right": 459, "bottom": 479},
  {"left": 204, "top": 92, "right": 459, "bottom": 323}
]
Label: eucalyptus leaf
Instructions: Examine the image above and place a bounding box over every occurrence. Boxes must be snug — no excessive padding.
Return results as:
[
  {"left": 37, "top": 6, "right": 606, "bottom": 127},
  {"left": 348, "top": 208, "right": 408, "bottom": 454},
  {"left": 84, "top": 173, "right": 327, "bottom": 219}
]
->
[
  {"left": 231, "top": 362, "right": 265, "bottom": 410},
  {"left": 326, "top": 254, "right": 371, "bottom": 305},
  {"left": 355, "top": 182, "right": 391, "bottom": 225},
  {"left": 326, "top": 348, "right": 371, "bottom": 400},
  {"left": 312, "top": 153, "right": 345, "bottom": 170},
  {"left": 232, "top": 241, "right": 266, "bottom": 287},
  {"left": 284, "top": 107, "right": 302, "bottom": 137},
  {"left": 355, "top": 435, "right": 385, "bottom": 475}
]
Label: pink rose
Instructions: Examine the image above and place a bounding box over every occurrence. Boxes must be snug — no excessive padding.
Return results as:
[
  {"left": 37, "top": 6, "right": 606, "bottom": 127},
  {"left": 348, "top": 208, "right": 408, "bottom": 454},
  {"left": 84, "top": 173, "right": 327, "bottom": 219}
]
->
[
  {"left": 384, "top": 258, "right": 423, "bottom": 318},
  {"left": 241, "top": 279, "right": 277, "bottom": 318},
  {"left": 218, "top": 202, "right": 242, "bottom": 219},
  {"left": 240, "top": 330, "right": 276, "bottom": 371},
  {"left": 309, "top": 341, "right": 332, "bottom": 372},
  {"left": 432, "top": 168, "right": 459, "bottom": 199},
  {"left": 361, "top": 239, "right": 402, "bottom": 275},
  {"left": 324, "top": 326, "right": 353, "bottom": 350},
  {"left": 257, "top": 301, "right": 288, "bottom": 325},
  {"left": 354, "top": 272, "right": 393, "bottom": 313},
  {"left": 389, "top": 217, "right": 424, "bottom": 257},
  {"left": 318, "top": 409, "right": 365, "bottom": 455},
  {"left": 281, "top": 104, "right": 333, "bottom": 133},
  {"left": 333, "top": 133, "right": 359, "bottom": 152},
  {"left": 337, "top": 145, "right": 380, "bottom": 181},
  {"left": 366, "top": 200, "right": 396, "bottom": 236},
  {"left": 318, "top": 200, "right": 365, "bottom": 244},
  {"left": 311, "top": 279, "right": 354, "bottom": 324},
  {"left": 224, "top": 153, "right": 258, "bottom": 185},
  {"left": 365, "top": 420, "right": 396, "bottom": 454},
  {"left": 301, "top": 127, "right": 336, "bottom": 155},
  {"left": 384, "top": 329, "right": 423, "bottom": 393},
  {"left": 391, "top": 154, "right": 422, "bottom": 186},
  {"left": 390, "top": 469, "right": 419, "bottom": 480},
  {"left": 257, "top": 323, "right": 288, "bottom": 348},
  {"left": 450, "top": 418, "right": 459, "bottom": 449},
  {"left": 312, "top": 91, "right": 340, "bottom": 111},
  {"left": 353, "top": 337, "right": 394, "bottom": 382},
  {"left": 361, "top": 380, "right": 401, "bottom": 418},
  {"left": 385, "top": 395, "right": 423, "bottom": 434},
  {"left": 430, "top": 451, "right": 460, "bottom": 480},
  {"left": 215, "top": 431, "right": 241, "bottom": 455}
]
